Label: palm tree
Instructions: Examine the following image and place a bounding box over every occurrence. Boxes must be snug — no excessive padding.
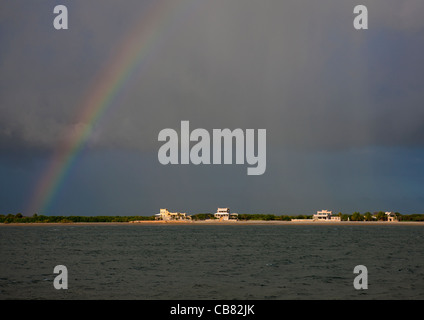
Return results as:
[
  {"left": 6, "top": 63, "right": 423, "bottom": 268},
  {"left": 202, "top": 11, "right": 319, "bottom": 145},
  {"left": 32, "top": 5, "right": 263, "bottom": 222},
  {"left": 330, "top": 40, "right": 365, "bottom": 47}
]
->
[
  {"left": 352, "top": 212, "right": 364, "bottom": 221},
  {"left": 364, "top": 212, "right": 372, "bottom": 221},
  {"left": 376, "top": 211, "right": 386, "bottom": 221}
]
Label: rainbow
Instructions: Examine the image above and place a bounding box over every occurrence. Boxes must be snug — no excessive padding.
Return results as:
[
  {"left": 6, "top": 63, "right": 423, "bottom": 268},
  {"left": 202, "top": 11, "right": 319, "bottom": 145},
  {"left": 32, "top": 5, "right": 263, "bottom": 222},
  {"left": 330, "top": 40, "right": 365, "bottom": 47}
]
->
[{"left": 26, "top": 0, "right": 201, "bottom": 215}]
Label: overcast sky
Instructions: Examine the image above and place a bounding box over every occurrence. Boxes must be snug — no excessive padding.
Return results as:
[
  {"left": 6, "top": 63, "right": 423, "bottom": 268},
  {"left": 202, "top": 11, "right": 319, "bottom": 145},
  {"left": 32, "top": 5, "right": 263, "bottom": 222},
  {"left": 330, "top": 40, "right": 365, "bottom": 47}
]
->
[{"left": 1, "top": 0, "right": 424, "bottom": 216}]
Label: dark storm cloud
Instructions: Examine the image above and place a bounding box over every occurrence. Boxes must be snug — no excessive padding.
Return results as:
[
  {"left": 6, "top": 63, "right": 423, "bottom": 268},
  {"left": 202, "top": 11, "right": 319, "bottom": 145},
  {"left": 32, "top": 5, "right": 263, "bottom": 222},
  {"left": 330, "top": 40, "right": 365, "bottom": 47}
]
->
[
  {"left": 0, "top": 0, "right": 152, "bottom": 151},
  {"left": 1, "top": 0, "right": 424, "bottom": 154}
]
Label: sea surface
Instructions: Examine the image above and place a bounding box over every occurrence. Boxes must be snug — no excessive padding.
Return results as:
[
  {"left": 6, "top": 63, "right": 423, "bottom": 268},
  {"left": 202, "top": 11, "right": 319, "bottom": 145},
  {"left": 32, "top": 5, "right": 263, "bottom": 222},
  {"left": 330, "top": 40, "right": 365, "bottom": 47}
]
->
[{"left": 0, "top": 224, "right": 423, "bottom": 300}]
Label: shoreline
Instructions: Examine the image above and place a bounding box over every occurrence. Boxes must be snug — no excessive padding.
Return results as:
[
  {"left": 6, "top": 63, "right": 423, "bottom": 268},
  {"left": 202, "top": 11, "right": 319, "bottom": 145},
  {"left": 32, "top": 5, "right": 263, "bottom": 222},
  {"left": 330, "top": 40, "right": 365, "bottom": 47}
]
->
[{"left": 1, "top": 220, "right": 424, "bottom": 226}]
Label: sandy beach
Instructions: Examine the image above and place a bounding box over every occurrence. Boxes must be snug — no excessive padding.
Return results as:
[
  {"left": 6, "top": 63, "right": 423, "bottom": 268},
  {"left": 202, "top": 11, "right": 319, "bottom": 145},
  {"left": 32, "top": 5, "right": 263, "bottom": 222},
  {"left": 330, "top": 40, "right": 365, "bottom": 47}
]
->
[
  {"left": 1, "top": 220, "right": 424, "bottom": 226},
  {"left": 128, "top": 220, "right": 424, "bottom": 226}
]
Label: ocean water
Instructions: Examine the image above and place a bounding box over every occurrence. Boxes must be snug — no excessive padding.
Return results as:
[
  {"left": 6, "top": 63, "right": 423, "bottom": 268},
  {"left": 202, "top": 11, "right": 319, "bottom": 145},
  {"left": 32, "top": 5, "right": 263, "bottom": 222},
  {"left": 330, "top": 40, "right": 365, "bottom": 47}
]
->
[{"left": 0, "top": 224, "right": 423, "bottom": 300}]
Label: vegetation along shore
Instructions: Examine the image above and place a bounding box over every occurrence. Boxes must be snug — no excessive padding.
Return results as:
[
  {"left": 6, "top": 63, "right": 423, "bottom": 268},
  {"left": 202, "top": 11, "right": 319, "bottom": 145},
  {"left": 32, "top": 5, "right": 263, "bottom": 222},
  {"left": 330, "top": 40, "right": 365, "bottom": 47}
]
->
[{"left": 1, "top": 212, "right": 424, "bottom": 224}]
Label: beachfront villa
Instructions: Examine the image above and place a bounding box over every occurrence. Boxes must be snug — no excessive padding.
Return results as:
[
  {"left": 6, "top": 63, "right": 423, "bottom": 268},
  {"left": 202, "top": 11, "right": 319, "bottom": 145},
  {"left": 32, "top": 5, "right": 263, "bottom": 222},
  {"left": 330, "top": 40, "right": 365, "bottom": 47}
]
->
[
  {"left": 386, "top": 211, "right": 399, "bottom": 222},
  {"left": 214, "top": 208, "right": 238, "bottom": 221},
  {"left": 155, "top": 208, "right": 191, "bottom": 221},
  {"left": 312, "top": 210, "right": 341, "bottom": 221}
]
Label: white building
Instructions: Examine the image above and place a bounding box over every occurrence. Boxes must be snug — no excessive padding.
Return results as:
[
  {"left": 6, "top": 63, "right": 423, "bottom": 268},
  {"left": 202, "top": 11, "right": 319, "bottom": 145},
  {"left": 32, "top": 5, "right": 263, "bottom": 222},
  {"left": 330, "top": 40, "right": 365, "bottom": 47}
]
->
[
  {"left": 385, "top": 212, "right": 399, "bottom": 222},
  {"left": 155, "top": 208, "right": 190, "bottom": 221},
  {"left": 214, "top": 208, "right": 238, "bottom": 220},
  {"left": 313, "top": 210, "right": 341, "bottom": 221}
]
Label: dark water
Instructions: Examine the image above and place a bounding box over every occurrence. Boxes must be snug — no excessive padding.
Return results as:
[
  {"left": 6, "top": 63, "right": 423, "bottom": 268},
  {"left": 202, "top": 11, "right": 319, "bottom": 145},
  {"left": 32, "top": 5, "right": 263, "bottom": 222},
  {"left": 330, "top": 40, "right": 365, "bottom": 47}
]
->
[{"left": 1, "top": 224, "right": 423, "bottom": 300}]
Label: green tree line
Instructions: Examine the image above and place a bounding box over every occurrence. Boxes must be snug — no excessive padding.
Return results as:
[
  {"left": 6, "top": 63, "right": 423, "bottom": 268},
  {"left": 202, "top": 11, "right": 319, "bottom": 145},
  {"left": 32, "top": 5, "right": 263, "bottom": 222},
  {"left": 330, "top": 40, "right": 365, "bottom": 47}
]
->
[
  {"left": 0, "top": 213, "right": 156, "bottom": 224},
  {"left": 328, "top": 211, "right": 424, "bottom": 222},
  {"left": 1, "top": 212, "right": 424, "bottom": 223},
  {"left": 190, "top": 213, "right": 310, "bottom": 221}
]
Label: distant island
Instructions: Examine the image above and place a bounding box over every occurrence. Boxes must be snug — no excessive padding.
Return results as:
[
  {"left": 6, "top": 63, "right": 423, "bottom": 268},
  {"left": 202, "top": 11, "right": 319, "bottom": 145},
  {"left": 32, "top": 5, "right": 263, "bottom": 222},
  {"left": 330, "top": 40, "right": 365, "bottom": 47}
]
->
[{"left": 1, "top": 211, "right": 424, "bottom": 224}]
